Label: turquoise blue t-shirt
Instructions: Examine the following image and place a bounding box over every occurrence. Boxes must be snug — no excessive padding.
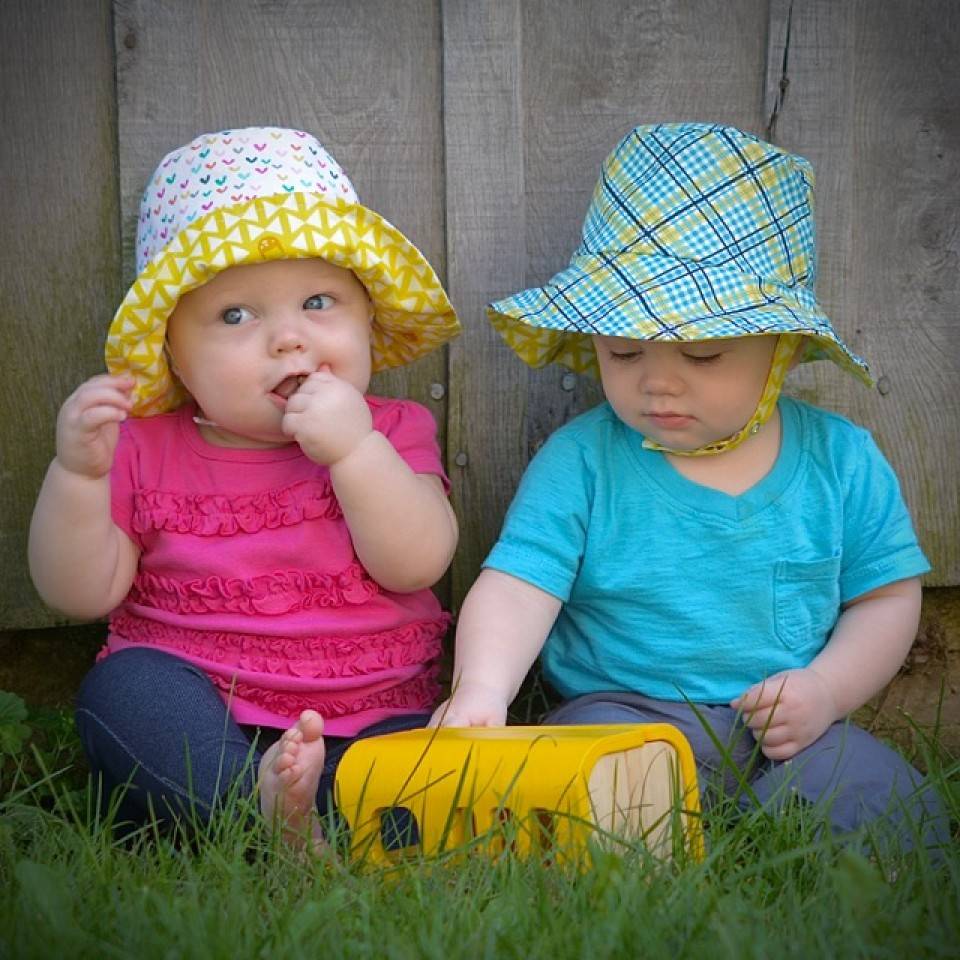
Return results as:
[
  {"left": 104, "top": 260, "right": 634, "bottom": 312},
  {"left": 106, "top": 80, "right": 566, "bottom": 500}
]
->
[{"left": 484, "top": 398, "right": 930, "bottom": 704}]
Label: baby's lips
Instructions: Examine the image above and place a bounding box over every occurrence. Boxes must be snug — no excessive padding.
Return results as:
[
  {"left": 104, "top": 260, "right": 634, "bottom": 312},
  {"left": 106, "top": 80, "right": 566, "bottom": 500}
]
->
[
  {"left": 279, "top": 365, "right": 334, "bottom": 398},
  {"left": 273, "top": 374, "right": 309, "bottom": 399}
]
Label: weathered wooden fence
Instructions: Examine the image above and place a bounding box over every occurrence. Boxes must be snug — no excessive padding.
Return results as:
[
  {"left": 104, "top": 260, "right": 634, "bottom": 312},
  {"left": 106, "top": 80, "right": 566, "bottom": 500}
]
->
[{"left": 2, "top": 0, "right": 958, "bottom": 736}]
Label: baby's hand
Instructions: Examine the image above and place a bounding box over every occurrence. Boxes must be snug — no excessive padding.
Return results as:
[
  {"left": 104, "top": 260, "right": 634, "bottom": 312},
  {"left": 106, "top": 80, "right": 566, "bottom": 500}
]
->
[
  {"left": 428, "top": 681, "right": 509, "bottom": 729},
  {"left": 731, "top": 667, "right": 838, "bottom": 761},
  {"left": 281, "top": 366, "right": 373, "bottom": 466},
  {"left": 55, "top": 373, "right": 134, "bottom": 479}
]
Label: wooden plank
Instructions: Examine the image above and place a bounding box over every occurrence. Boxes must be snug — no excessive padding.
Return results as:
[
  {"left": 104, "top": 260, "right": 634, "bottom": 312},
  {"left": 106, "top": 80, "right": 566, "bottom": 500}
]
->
[
  {"left": 444, "top": 0, "right": 769, "bottom": 605},
  {"left": 442, "top": 0, "right": 529, "bottom": 601},
  {"left": 519, "top": 0, "right": 770, "bottom": 449},
  {"left": 0, "top": 0, "right": 120, "bottom": 628},
  {"left": 114, "top": 0, "right": 451, "bottom": 603},
  {"left": 113, "top": 0, "right": 449, "bottom": 552},
  {"left": 766, "top": 0, "right": 960, "bottom": 584}
]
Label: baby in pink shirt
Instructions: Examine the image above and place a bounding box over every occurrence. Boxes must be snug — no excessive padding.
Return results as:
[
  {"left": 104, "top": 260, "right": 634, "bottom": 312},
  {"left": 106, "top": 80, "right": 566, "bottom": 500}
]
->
[{"left": 29, "top": 126, "right": 460, "bottom": 846}]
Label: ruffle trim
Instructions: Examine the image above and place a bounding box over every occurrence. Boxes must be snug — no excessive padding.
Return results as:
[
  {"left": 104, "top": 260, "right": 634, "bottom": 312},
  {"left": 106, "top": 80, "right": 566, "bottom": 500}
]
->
[
  {"left": 131, "top": 478, "right": 341, "bottom": 536},
  {"left": 209, "top": 667, "right": 442, "bottom": 721},
  {"left": 127, "top": 561, "right": 380, "bottom": 615},
  {"left": 109, "top": 612, "right": 450, "bottom": 678}
]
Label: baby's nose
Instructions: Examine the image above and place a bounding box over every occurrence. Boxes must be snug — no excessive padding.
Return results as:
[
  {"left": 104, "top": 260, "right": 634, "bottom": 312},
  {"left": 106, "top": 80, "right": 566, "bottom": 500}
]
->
[
  {"left": 269, "top": 319, "right": 309, "bottom": 354},
  {"left": 642, "top": 365, "right": 684, "bottom": 394}
]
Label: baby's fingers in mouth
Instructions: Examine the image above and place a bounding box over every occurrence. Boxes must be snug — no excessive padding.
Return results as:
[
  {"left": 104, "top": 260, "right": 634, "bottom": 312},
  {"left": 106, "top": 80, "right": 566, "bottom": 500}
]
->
[{"left": 273, "top": 374, "right": 309, "bottom": 399}]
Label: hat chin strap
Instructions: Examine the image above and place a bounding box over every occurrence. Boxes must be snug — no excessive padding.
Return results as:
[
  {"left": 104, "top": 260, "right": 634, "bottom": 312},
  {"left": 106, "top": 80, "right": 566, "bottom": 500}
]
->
[{"left": 642, "top": 334, "right": 803, "bottom": 457}]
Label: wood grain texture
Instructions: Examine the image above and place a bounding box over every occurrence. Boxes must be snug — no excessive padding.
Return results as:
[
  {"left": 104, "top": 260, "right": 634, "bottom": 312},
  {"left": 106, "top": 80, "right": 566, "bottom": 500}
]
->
[
  {"left": 0, "top": 0, "right": 120, "bottom": 628},
  {"left": 444, "top": 0, "right": 769, "bottom": 605},
  {"left": 113, "top": 0, "right": 449, "bottom": 494},
  {"left": 4, "top": 0, "right": 957, "bottom": 646},
  {"left": 766, "top": 0, "right": 960, "bottom": 584},
  {"left": 519, "top": 0, "right": 770, "bottom": 450},
  {"left": 443, "top": 0, "right": 529, "bottom": 601}
]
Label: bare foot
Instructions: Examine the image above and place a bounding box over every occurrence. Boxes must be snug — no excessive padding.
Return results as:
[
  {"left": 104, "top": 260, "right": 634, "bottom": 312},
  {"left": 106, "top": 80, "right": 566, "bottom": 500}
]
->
[{"left": 258, "top": 709, "right": 327, "bottom": 848}]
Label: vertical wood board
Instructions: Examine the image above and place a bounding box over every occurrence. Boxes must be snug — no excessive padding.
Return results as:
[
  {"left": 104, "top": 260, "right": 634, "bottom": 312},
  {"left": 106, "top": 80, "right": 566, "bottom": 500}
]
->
[
  {"left": 519, "top": 0, "right": 771, "bottom": 451},
  {"left": 113, "top": 0, "right": 449, "bottom": 460},
  {"left": 443, "top": 0, "right": 529, "bottom": 601},
  {"left": 445, "top": 0, "right": 771, "bottom": 604},
  {"left": 766, "top": 0, "right": 960, "bottom": 584},
  {"left": 0, "top": 0, "right": 120, "bottom": 628}
]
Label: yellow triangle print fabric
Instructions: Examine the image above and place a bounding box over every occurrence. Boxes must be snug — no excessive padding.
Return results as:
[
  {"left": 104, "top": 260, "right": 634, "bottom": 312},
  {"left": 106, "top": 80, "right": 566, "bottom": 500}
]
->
[{"left": 106, "top": 127, "right": 459, "bottom": 416}]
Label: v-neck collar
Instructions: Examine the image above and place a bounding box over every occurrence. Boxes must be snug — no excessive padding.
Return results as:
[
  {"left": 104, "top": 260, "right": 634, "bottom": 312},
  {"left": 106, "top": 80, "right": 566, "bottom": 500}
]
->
[{"left": 623, "top": 398, "right": 803, "bottom": 521}]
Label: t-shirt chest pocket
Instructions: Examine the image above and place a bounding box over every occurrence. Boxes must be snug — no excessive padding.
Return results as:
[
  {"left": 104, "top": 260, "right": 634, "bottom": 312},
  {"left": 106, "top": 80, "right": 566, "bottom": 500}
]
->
[{"left": 773, "top": 556, "right": 842, "bottom": 650}]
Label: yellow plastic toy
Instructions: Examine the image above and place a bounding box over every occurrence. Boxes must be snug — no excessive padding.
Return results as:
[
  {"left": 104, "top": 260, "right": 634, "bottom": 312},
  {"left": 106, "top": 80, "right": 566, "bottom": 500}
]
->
[{"left": 334, "top": 724, "right": 703, "bottom": 866}]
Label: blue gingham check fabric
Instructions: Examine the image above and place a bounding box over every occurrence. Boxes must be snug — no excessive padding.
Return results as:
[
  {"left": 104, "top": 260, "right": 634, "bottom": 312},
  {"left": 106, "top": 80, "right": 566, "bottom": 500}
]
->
[{"left": 487, "top": 122, "right": 871, "bottom": 385}]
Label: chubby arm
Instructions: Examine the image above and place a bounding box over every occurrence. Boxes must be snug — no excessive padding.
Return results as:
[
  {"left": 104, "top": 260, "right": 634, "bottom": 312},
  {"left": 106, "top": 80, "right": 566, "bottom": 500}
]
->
[
  {"left": 329, "top": 435, "right": 457, "bottom": 592},
  {"left": 28, "top": 374, "right": 141, "bottom": 619},
  {"left": 283, "top": 369, "right": 457, "bottom": 593},
  {"left": 731, "top": 577, "right": 922, "bottom": 760},
  {"left": 430, "top": 569, "right": 562, "bottom": 727}
]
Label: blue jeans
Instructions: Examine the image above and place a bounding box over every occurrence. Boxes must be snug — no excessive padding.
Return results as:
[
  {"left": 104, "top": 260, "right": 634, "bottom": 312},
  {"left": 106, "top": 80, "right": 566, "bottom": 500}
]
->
[
  {"left": 75, "top": 647, "right": 429, "bottom": 833},
  {"left": 547, "top": 692, "right": 950, "bottom": 856}
]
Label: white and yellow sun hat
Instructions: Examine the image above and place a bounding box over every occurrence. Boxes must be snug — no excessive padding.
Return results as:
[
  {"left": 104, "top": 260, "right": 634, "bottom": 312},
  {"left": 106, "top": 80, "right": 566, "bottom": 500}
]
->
[{"left": 106, "top": 126, "right": 461, "bottom": 416}]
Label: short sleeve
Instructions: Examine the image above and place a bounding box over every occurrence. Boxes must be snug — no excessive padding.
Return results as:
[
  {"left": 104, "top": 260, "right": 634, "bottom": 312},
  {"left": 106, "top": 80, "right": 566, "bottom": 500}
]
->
[
  {"left": 483, "top": 430, "right": 592, "bottom": 602},
  {"left": 371, "top": 398, "right": 449, "bottom": 492},
  {"left": 110, "top": 421, "right": 143, "bottom": 548},
  {"left": 840, "top": 432, "right": 931, "bottom": 601}
]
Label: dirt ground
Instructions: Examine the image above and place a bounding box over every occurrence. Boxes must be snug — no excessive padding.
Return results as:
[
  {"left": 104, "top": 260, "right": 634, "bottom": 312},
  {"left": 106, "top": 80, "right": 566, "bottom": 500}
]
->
[{"left": 855, "top": 586, "right": 960, "bottom": 759}]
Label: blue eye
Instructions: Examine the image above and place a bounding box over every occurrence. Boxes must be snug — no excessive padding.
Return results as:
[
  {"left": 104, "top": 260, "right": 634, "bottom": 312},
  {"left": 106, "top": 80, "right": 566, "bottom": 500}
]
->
[
  {"left": 304, "top": 294, "right": 334, "bottom": 310},
  {"left": 221, "top": 306, "right": 252, "bottom": 325}
]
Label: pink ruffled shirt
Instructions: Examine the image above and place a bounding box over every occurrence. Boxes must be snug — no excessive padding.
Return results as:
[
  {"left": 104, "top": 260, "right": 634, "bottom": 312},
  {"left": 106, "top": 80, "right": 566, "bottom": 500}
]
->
[{"left": 103, "top": 397, "right": 451, "bottom": 735}]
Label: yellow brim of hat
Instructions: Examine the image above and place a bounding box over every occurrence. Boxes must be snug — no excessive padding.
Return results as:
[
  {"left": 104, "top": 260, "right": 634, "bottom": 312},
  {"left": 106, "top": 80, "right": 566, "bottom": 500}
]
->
[
  {"left": 106, "top": 193, "right": 460, "bottom": 416},
  {"left": 487, "top": 310, "right": 872, "bottom": 386},
  {"left": 486, "top": 254, "right": 872, "bottom": 387}
]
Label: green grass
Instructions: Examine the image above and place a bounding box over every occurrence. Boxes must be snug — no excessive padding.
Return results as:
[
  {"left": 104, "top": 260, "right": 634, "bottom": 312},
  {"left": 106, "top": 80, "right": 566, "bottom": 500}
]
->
[{"left": 1, "top": 699, "right": 957, "bottom": 959}]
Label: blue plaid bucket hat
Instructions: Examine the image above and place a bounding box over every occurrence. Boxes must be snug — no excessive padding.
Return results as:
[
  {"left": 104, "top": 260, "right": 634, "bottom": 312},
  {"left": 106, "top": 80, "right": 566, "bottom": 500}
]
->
[{"left": 487, "top": 122, "right": 872, "bottom": 385}]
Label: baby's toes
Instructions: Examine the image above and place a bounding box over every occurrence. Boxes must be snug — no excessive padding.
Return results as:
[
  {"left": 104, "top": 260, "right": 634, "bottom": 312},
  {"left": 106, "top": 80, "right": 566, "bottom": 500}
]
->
[{"left": 280, "top": 727, "right": 304, "bottom": 747}]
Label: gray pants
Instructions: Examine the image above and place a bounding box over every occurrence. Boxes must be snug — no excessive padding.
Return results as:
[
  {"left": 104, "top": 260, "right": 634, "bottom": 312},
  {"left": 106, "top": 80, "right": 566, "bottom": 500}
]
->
[{"left": 547, "top": 692, "right": 949, "bottom": 854}]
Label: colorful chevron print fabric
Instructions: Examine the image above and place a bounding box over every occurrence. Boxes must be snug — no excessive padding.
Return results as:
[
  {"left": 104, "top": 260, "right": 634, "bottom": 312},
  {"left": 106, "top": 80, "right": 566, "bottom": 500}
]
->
[
  {"left": 486, "top": 122, "right": 871, "bottom": 387},
  {"left": 106, "top": 127, "right": 460, "bottom": 416}
]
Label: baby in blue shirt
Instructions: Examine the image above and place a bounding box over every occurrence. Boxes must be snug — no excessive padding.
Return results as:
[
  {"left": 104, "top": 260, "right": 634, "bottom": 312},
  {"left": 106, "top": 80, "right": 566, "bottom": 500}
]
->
[{"left": 433, "top": 123, "right": 946, "bottom": 852}]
